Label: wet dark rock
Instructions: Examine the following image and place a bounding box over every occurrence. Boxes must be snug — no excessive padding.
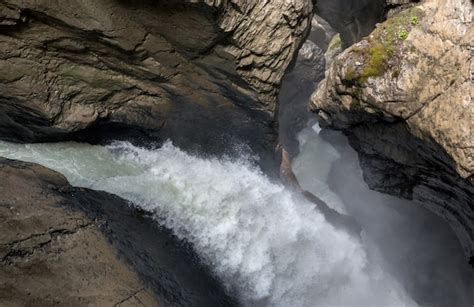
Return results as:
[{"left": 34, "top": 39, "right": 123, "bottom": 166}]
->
[
  {"left": 0, "top": 157, "right": 237, "bottom": 306},
  {"left": 0, "top": 0, "right": 313, "bottom": 174},
  {"left": 314, "top": 0, "right": 387, "bottom": 47},
  {"left": 278, "top": 39, "right": 325, "bottom": 159}
]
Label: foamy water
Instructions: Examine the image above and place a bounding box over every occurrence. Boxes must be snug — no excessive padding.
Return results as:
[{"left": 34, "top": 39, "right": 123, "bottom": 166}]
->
[{"left": 0, "top": 140, "right": 416, "bottom": 306}]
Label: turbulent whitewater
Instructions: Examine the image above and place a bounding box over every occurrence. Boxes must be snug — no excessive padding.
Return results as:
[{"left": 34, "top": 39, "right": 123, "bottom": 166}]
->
[{"left": 0, "top": 140, "right": 415, "bottom": 306}]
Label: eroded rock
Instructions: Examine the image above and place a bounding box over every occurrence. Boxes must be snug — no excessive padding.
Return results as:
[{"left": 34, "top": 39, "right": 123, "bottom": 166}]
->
[
  {"left": 0, "top": 158, "right": 159, "bottom": 306},
  {"left": 0, "top": 157, "right": 237, "bottom": 306},
  {"left": 0, "top": 0, "right": 312, "bottom": 172},
  {"left": 314, "top": 0, "right": 387, "bottom": 47},
  {"left": 310, "top": 0, "right": 474, "bottom": 263}
]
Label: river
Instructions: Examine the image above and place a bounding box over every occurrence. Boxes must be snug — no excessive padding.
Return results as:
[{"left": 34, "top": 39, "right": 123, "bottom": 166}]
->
[{"left": 1, "top": 129, "right": 472, "bottom": 306}]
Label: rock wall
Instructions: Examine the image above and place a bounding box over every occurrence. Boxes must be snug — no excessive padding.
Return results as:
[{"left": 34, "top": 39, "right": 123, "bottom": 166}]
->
[
  {"left": 314, "top": 0, "right": 387, "bottom": 47},
  {"left": 0, "top": 157, "right": 237, "bottom": 306},
  {"left": 0, "top": 158, "right": 158, "bottom": 306},
  {"left": 278, "top": 19, "right": 328, "bottom": 159},
  {"left": 0, "top": 0, "right": 312, "bottom": 171},
  {"left": 310, "top": 0, "right": 474, "bottom": 264},
  {"left": 278, "top": 0, "right": 391, "bottom": 160}
]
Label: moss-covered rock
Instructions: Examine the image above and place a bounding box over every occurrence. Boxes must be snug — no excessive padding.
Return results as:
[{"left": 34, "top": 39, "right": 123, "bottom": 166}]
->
[
  {"left": 342, "top": 7, "right": 422, "bottom": 84},
  {"left": 327, "top": 33, "right": 342, "bottom": 51},
  {"left": 311, "top": 0, "right": 474, "bottom": 263}
]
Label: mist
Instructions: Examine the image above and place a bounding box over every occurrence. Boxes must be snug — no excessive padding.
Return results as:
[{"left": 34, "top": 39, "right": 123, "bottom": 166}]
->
[
  {"left": 0, "top": 140, "right": 417, "bottom": 306},
  {"left": 1, "top": 125, "right": 473, "bottom": 306},
  {"left": 293, "top": 123, "right": 474, "bottom": 307}
]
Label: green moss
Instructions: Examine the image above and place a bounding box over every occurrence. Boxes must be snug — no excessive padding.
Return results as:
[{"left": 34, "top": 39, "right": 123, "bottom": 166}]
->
[
  {"left": 398, "top": 29, "right": 409, "bottom": 40},
  {"left": 342, "top": 7, "right": 422, "bottom": 84},
  {"left": 361, "top": 42, "right": 386, "bottom": 79},
  {"left": 328, "top": 34, "right": 342, "bottom": 51},
  {"left": 373, "top": 7, "right": 421, "bottom": 46},
  {"left": 344, "top": 67, "right": 357, "bottom": 82}
]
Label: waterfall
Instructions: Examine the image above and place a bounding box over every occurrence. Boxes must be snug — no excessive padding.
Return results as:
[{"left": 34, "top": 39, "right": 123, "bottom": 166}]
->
[{"left": 0, "top": 140, "right": 416, "bottom": 306}]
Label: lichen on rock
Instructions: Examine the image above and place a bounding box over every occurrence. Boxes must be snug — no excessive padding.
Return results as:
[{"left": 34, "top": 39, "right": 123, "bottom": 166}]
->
[{"left": 342, "top": 7, "right": 423, "bottom": 85}]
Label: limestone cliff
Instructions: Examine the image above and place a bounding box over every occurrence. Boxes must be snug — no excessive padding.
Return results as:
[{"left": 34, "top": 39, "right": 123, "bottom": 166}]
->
[
  {"left": 0, "top": 0, "right": 312, "bottom": 169},
  {"left": 311, "top": 0, "right": 474, "bottom": 263}
]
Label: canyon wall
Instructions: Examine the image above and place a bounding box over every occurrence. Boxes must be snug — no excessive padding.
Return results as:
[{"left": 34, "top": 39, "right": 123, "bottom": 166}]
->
[
  {"left": 0, "top": 0, "right": 312, "bottom": 171},
  {"left": 0, "top": 157, "right": 237, "bottom": 306},
  {"left": 311, "top": 0, "right": 474, "bottom": 263},
  {"left": 278, "top": 0, "right": 389, "bottom": 159},
  {"left": 0, "top": 2, "right": 316, "bottom": 302},
  {"left": 0, "top": 158, "right": 160, "bottom": 306}
]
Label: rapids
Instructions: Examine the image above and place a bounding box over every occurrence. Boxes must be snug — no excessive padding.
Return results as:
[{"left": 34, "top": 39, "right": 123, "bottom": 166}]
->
[{"left": 0, "top": 139, "right": 416, "bottom": 307}]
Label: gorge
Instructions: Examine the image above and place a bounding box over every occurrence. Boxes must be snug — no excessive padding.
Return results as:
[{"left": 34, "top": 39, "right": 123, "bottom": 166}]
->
[{"left": 0, "top": 0, "right": 473, "bottom": 306}]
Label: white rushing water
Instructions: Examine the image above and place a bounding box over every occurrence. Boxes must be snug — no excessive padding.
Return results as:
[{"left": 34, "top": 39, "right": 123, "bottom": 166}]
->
[
  {"left": 293, "top": 124, "right": 474, "bottom": 307},
  {"left": 293, "top": 124, "right": 348, "bottom": 215},
  {"left": 0, "top": 140, "right": 416, "bottom": 307}
]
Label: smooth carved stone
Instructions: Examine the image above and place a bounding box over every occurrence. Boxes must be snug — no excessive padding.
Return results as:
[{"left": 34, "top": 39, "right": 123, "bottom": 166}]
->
[
  {"left": 0, "top": 158, "right": 160, "bottom": 306},
  {"left": 0, "top": 157, "right": 237, "bottom": 306},
  {"left": 0, "top": 0, "right": 312, "bottom": 173},
  {"left": 310, "top": 0, "right": 474, "bottom": 264}
]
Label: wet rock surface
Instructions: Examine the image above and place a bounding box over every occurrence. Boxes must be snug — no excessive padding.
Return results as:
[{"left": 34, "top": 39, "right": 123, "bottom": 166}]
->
[
  {"left": 0, "top": 157, "right": 237, "bottom": 306},
  {"left": 278, "top": 0, "right": 391, "bottom": 161},
  {"left": 0, "top": 0, "right": 312, "bottom": 173},
  {"left": 314, "top": 0, "right": 387, "bottom": 47},
  {"left": 278, "top": 38, "right": 326, "bottom": 159},
  {"left": 310, "top": 0, "right": 474, "bottom": 263}
]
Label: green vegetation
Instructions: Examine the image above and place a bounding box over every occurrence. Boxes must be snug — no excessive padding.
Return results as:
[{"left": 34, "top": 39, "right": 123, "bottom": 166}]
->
[
  {"left": 342, "top": 7, "right": 421, "bottom": 84},
  {"left": 344, "top": 67, "right": 357, "bottom": 82},
  {"left": 398, "top": 29, "right": 409, "bottom": 40},
  {"left": 361, "top": 42, "right": 386, "bottom": 79},
  {"left": 328, "top": 34, "right": 342, "bottom": 51}
]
